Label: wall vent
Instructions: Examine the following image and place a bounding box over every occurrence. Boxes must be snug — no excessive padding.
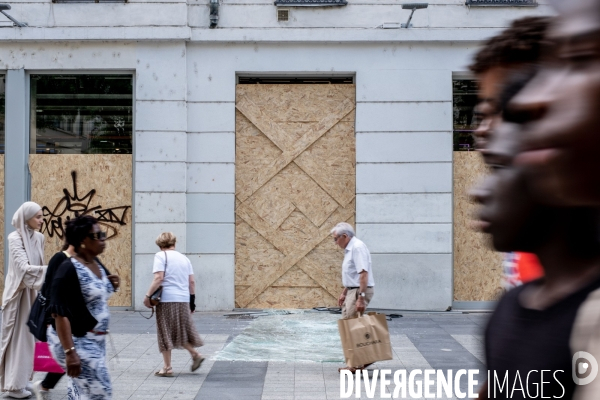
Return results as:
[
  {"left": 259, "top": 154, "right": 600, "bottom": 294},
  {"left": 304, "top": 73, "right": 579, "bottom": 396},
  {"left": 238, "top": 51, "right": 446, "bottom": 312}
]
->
[{"left": 277, "top": 9, "right": 289, "bottom": 21}]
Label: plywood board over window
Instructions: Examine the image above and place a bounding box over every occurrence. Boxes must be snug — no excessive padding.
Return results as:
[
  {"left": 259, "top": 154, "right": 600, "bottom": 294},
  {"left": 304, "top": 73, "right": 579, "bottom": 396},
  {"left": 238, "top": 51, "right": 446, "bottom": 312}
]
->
[
  {"left": 235, "top": 84, "right": 356, "bottom": 309},
  {"left": 453, "top": 151, "right": 503, "bottom": 301},
  {"left": 29, "top": 154, "right": 132, "bottom": 307}
]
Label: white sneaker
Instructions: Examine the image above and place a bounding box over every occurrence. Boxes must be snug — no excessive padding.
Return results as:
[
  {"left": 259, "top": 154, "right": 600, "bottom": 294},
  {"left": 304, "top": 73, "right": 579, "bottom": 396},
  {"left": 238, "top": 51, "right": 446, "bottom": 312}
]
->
[
  {"left": 24, "top": 383, "right": 33, "bottom": 393},
  {"left": 31, "top": 381, "right": 49, "bottom": 400},
  {"left": 5, "top": 389, "right": 32, "bottom": 399}
]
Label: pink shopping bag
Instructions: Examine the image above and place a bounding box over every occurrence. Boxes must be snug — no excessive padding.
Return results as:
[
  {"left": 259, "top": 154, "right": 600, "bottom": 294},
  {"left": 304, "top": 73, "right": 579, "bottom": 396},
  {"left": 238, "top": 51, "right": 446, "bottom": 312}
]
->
[{"left": 34, "top": 342, "right": 64, "bottom": 373}]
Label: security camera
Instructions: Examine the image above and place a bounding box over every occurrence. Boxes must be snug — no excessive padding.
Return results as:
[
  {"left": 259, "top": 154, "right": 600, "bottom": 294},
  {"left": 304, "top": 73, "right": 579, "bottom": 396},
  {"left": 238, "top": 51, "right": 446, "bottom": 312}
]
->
[{"left": 0, "top": 4, "right": 10, "bottom": 10}]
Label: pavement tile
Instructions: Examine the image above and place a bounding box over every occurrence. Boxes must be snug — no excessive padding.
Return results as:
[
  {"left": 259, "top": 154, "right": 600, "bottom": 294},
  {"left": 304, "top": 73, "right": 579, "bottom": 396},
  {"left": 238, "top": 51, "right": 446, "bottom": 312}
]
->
[{"left": 25, "top": 311, "right": 490, "bottom": 400}]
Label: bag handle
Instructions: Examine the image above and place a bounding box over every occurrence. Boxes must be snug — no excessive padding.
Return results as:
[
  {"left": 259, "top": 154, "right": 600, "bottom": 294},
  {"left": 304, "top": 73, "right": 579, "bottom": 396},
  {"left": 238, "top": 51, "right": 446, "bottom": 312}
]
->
[{"left": 138, "top": 308, "right": 155, "bottom": 319}]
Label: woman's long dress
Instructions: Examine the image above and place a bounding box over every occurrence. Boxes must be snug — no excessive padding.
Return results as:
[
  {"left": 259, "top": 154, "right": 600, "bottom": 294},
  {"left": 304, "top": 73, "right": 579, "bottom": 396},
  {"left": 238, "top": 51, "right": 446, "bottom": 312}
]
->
[
  {"left": 0, "top": 231, "right": 46, "bottom": 392},
  {"left": 48, "top": 258, "right": 114, "bottom": 400}
]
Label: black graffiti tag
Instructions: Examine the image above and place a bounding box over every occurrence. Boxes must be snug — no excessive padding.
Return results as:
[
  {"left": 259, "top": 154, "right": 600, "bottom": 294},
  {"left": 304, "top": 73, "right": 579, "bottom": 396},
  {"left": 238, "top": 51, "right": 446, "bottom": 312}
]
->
[{"left": 41, "top": 171, "right": 131, "bottom": 241}]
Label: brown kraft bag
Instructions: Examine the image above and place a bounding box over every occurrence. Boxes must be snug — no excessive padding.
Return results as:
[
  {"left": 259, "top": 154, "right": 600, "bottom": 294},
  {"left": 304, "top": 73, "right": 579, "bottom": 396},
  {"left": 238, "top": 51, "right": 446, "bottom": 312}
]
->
[{"left": 338, "top": 312, "right": 393, "bottom": 368}]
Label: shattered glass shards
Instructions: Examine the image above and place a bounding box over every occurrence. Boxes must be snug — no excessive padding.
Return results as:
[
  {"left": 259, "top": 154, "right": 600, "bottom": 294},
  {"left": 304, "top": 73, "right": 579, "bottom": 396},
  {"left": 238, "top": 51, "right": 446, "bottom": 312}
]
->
[{"left": 215, "top": 311, "right": 344, "bottom": 363}]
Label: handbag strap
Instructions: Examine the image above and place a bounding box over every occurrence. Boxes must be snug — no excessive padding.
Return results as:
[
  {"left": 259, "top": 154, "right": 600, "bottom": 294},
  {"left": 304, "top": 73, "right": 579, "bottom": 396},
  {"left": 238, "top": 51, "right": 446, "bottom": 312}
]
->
[
  {"left": 163, "top": 250, "right": 168, "bottom": 276},
  {"left": 138, "top": 308, "right": 155, "bottom": 319}
]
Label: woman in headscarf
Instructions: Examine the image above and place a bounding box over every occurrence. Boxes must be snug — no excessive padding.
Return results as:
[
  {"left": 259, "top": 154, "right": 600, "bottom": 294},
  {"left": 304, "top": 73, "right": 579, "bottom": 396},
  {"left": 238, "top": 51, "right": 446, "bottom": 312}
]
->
[{"left": 0, "top": 202, "right": 47, "bottom": 399}]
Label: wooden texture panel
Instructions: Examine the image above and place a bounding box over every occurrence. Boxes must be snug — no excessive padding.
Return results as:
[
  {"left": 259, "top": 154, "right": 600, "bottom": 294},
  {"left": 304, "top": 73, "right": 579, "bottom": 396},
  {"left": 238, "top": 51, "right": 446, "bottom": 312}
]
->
[
  {"left": 29, "top": 155, "right": 133, "bottom": 307},
  {"left": 0, "top": 155, "right": 4, "bottom": 299},
  {"left": 235, "top": 84, "right": 356, "bottom": 309},
  {"left": 453, "top": 152, "right": 503, "bottom": 301}
]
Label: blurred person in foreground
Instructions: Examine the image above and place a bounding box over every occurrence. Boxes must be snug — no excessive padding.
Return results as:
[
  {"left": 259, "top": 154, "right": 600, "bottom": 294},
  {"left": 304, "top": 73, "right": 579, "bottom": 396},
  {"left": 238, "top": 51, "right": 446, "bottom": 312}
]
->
[
  {"left": 471, "top": 81, "right": 600, "bottom": 399},
  {"left": 469, "top": 16, "right": 550, "bottom": 152},
  {"left": 469, "top": 16, "right": 550, "bottom": 289},
  {"left": 332, "top": 222, "right": 375, "bottom": 373},
  {"left": 508, "top": 0, "right": 600, "bottom": 206},
  {"left": 143, "top": 232, "right": 204, "bottom": 377},
  {"left": 47, "top": 215, "right": 120, "bottom": 399}
]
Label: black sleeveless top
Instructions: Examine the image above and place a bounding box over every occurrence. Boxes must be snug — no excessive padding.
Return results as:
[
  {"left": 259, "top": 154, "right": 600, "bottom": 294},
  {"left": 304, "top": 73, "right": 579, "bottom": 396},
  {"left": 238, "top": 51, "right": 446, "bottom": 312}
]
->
[{"left": 485, "top": 276, "right": 600, "bottom": 400}]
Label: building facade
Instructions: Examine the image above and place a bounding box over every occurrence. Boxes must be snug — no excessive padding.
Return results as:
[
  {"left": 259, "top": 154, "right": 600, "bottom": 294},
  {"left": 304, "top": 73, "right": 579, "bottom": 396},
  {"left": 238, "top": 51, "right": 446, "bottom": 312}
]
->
[{"left": 0, "top": 0, "right": 552, "bottom": 311}]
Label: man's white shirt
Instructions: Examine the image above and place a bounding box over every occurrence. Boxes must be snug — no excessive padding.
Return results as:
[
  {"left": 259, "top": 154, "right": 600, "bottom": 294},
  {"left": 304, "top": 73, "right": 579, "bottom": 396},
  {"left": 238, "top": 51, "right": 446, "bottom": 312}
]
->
[{"left": 342, "top": 236, "right": 375, "bottom": 288}]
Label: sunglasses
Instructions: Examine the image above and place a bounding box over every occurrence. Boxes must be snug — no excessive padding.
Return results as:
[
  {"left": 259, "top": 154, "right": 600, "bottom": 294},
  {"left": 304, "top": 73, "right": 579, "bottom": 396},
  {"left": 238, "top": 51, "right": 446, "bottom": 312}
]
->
[{"left": 87, "top": 231, "right": 107, "bottom": 241}]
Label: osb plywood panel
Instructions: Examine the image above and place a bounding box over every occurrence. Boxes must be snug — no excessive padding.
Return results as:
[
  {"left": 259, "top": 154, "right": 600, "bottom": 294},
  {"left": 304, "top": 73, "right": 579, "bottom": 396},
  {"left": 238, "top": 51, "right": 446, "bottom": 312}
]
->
[
  {"left": 235, "top": 84, "right": 356, "bottom": 309},
  {"left": 29, "top": 155, "right": 132, "bottom": 307},
  {"left": 453, "top": 152, "right": 503, "bottom": 301},
  {"left": 0, "top": 155, "right": 4, "bottom": 299}
]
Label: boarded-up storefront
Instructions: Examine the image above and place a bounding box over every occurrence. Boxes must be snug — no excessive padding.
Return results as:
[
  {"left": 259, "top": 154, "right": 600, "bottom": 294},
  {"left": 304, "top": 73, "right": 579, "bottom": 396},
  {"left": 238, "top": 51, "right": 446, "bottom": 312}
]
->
[
  {"left": 235, "top": 84, "right": 356, "bottom": 309},
  {"left": 27, "top": 74, "right": 133, "bottom": 307},
  {"left": 452, "top": 79, "right": 503, "bottom": 302},
  {"left": 29, "top": 156, "right": 132, "bottom": 306}
]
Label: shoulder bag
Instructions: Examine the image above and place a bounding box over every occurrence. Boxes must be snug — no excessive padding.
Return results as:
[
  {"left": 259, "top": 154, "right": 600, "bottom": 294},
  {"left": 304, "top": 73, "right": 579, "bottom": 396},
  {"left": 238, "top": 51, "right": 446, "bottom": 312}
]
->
[
  {"left": 27, "top": 250, "right": 71, "bottom": 342},
  {"left": 27, "top": 291, "right": 49, "bottom": 342},
  {"left": 141, "top": 251, "right": 168, "bottom": 319}
]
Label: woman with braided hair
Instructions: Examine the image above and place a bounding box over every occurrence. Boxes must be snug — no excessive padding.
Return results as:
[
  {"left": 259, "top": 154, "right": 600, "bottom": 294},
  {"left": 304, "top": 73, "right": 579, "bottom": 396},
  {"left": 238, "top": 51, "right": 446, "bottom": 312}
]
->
[{"left": 46, "top": 215, "right": 120, "bottom": 399}]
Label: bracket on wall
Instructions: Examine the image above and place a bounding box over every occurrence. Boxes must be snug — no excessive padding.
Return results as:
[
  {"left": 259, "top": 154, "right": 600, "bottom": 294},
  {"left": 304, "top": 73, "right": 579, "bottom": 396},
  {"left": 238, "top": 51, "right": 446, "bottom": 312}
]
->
[
  {"left": 465, "top": 0, "right": 537, "bottom": 6},
  {"left": 401, "top": 3, "right": 428, "bottom": 28},
  {"left": 274, "top": 0, "right": 347, "bottom": 7},
  {"left": 0, "top": 4, "right": 27, "bottom": 27}
]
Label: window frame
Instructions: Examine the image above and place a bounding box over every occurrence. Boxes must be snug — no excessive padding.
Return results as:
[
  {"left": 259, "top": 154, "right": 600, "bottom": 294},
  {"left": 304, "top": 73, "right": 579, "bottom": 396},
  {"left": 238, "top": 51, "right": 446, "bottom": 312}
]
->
[{"left": 27, "top": 70, "right": 135, "bottom": 156}]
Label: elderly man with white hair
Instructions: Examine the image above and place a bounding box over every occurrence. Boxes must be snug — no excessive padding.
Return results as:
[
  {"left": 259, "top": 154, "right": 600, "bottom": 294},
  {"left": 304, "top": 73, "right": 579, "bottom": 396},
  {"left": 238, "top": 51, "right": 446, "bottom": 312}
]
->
[{"left": 331, "top": 222, "right": 375, "bottom": 320}]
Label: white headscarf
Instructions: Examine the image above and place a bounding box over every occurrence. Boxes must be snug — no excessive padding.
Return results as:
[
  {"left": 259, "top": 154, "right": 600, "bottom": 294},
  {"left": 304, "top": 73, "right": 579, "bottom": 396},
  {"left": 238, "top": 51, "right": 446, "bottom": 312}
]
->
[{"left": 11, "top": 201, "right": 44, "bottom": 266}]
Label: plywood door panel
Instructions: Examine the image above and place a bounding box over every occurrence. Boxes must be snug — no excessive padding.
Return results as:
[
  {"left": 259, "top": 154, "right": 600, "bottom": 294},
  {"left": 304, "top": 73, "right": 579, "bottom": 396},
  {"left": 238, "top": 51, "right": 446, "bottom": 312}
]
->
[
  {"left": 235, "top": 84, "right": 356, "bottom": 309},
  {"left": 29, "top": 154, "right": 133, "bottom": 307},
  {"left": 453, "top": 151, "right": 503, "bottom": 301}
]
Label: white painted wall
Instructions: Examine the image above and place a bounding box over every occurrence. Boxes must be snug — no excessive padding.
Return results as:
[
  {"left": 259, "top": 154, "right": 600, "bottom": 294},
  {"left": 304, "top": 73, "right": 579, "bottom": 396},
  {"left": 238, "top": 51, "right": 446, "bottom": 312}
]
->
[
  {"left": 0, "top": 0, "right": 554, "bottom": 41},
  {"left": 0, "top": 0, "right": 553, "bottom": 311},
  {"left": 186, "top": 42, "right": 464, "bottom": 311}
]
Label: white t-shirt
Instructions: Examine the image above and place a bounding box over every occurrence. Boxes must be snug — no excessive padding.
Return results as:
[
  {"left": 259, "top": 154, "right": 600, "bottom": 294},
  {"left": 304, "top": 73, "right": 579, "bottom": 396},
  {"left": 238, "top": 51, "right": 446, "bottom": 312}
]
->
[{"left": 152, "top": 250, "right": 194, "bottom": 303}]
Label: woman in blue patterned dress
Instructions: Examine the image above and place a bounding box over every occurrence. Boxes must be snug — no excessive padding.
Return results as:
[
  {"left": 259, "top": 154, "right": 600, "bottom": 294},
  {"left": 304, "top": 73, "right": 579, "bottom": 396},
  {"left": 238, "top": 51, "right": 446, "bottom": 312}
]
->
[{"left": 47, "top": 216, "right": 120, "bottom": 400}]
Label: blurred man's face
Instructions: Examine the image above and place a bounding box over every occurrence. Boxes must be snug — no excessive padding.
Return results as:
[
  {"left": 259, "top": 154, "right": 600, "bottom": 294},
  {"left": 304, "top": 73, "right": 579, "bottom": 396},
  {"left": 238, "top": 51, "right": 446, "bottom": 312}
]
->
[
  {"left": 473, "top": 67, "right": 513, "bottom": 150},
  {"left": 472, "top": 122, "right": 546, "bottom": 253},
  {"left": 508, "top": 0, "right": 600, "bottom": 206}
]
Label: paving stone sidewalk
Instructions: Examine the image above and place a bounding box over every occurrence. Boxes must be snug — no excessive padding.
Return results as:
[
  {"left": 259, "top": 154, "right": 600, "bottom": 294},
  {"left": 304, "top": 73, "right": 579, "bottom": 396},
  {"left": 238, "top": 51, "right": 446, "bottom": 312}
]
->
[{"left": 27, "top": 311, "right": 490, "bottom": 400}]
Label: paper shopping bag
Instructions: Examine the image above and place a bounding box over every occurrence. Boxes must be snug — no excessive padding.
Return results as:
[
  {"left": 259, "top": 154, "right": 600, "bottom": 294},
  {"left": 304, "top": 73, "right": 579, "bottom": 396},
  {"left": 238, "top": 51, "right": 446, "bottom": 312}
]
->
[
  {"left": 338, "top": 312, "right": 393, "bottom": 367},
  {"left": 34, "top": 342, "right": 64, "bottom": 373}
]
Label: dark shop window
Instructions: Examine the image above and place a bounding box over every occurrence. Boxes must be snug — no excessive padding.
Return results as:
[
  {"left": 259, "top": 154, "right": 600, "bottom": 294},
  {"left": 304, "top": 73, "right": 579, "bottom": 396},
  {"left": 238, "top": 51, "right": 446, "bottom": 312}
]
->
[
  {"left": 30, "top": 75, "right": 133, "bottom": 155},
  {"left": 453, "top": 79, "right": 478, "bottom": 151}
]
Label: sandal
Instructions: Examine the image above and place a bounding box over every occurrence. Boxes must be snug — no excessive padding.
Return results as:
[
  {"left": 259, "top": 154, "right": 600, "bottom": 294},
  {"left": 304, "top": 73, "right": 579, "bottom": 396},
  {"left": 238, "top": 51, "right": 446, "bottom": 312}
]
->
[
  {"left": 154, "top": 366, "right": 174, "bottom": 377},
  {"left": 191, "top": 355, "right": 205, "bottom": 372}
]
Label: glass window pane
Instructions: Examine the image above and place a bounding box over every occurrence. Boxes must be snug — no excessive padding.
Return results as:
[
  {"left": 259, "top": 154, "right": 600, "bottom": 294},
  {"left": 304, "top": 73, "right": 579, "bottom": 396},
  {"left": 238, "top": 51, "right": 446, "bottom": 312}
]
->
[
  {"left": 453, "top": 79, "right": 478, "bottom": 152},
  {"left": 30, "top": 75, "right": 133, "bottom": 154}
]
